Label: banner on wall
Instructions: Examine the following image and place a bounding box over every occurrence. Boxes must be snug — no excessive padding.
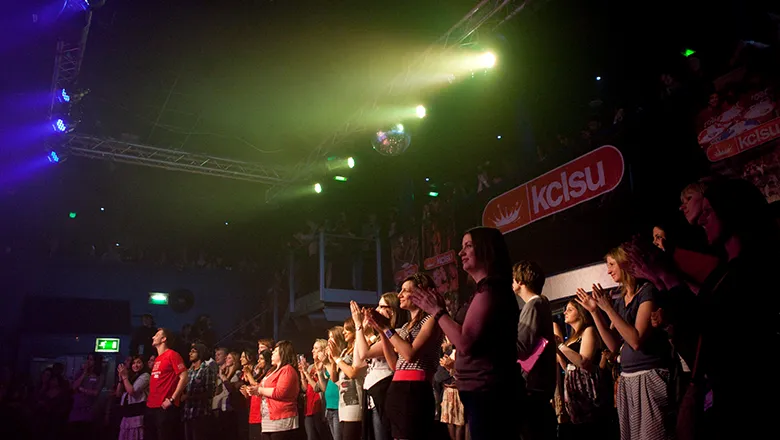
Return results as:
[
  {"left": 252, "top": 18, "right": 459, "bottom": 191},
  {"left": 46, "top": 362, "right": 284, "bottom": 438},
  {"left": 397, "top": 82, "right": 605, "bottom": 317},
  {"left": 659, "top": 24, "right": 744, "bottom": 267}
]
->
[
  {"left": 695, "top": 60, "right": 780, "bottom": 203},
  {"left": 423, "top": 250, "right": 460, "bottom": 315},
  {"left": 482, "top": 145, "right": 625, "bottom": 234},
  {"left": 390, "top": 230, "right": 420, "bottom": 285}
]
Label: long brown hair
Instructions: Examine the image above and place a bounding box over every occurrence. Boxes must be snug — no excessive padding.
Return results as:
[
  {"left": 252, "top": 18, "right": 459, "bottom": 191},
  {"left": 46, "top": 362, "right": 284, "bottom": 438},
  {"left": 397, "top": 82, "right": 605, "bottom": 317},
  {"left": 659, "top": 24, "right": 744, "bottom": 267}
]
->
[
  {"left": 342, "top": 318, "right": 356, "bottom": 355},
  {"left": 402, "top": 272, "right": 436, "bottom": 330},
  {"left": 380, "top": 292, "right": 402, "bottom": 329},
  {"left": 266, "top": 340, "right": 297, "bottom": 377},
  {"left": 605, "top": 246, "right": 636, "bottom": 297},
  {"left": 565, "top": 301, "right": 594, "bottom": 346},
  {"left": 328, "top": 326, "right": 346, "bottom": 355}
]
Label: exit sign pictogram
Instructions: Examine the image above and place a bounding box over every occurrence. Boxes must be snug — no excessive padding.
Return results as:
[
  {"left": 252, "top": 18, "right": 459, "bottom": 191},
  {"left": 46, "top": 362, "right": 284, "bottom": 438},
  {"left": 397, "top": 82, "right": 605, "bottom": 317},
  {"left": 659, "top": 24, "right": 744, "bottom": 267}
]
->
[{"left": 95, "top": 338, "right": 120, "bottom": 353}]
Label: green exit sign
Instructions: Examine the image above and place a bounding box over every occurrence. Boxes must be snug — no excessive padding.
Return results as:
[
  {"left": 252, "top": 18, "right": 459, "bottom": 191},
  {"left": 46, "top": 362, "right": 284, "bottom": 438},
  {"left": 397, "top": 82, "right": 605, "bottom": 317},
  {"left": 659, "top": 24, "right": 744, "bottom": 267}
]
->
[{"left": 95, "top": 338, "right": 120, "bottom": 353}]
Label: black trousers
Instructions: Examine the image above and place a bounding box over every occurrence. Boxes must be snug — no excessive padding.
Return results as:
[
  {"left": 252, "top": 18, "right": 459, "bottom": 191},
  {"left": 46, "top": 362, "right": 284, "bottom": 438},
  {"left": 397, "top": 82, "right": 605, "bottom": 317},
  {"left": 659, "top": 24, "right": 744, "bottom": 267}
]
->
[
  {"left": 184, "top": 415, "right": 213, "bottom": 440},
  {"left": 145, "top": 406, "right": 183, "bottom": 440},
  {"left": 520, "top": 391, "right": 556, "bottom": 440}
]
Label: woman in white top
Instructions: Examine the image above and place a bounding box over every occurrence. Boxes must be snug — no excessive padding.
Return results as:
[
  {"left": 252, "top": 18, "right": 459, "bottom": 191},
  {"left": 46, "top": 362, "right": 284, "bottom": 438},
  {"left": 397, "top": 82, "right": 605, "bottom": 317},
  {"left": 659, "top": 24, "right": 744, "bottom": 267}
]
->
[
  {"left": 350, "top": 292, "right": 402, "bottom": 440},
  {"left": 115, "top": 355, "right": 150, "bottom": 440}
]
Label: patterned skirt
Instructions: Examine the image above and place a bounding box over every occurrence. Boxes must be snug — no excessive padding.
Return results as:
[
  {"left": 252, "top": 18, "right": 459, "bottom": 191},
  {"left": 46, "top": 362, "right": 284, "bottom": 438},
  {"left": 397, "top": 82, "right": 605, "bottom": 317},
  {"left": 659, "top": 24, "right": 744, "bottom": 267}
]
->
[
  {"left": 617, "top": 369, "right": 674, "bottom": 440},
  {"left": 440, "top": 387, "right": 465, "bottom": 426},
  {"left": 118, "top": 415, "right": 144, "bottom": 440}
]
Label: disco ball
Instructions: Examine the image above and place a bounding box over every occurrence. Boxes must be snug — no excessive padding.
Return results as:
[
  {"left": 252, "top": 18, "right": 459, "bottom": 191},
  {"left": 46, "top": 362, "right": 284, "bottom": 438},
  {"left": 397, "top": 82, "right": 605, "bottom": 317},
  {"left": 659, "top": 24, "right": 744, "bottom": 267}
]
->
[{"left": 371, "top": 124, "right": 411, "bottom": 156}]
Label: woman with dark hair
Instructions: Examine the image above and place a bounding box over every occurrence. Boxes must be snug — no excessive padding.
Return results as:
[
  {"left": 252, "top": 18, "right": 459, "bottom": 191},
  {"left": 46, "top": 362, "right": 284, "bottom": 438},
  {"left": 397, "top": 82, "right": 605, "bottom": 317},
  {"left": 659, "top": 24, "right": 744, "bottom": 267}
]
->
[
  {"left": 327, "top": 318, "right": 366, "bottom": 440},
  {"left": 250, "top": 341, "right": 301, "bottom": 439},
  {"left": 410, "top": 227, "right": 520, "bottom": 440},
  {"left": 366, "top": 272, "right": 443, "bottom": 440},
  {"left": 116, "top": 355, "right": 151, "bottom": 440},
  {"left": 244, "top": 347, "right": 272, "bottom": 440},
  {"left": 687, "top": 179, "right": 778, "bottom": 438},
  {"left": 554, "top": 301, "right": 603, "bottom": 437},
  {"left": 68, "top": 353, "right": 105, "bottom": 437}
]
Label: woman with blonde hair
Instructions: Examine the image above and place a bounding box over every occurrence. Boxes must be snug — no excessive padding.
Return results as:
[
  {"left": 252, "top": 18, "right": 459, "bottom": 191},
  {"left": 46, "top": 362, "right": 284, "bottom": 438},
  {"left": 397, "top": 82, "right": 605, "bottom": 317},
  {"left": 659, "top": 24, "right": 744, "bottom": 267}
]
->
[
  {"left": 322, "top": 326, "right": 345, "bottom": 440},
  {"left": 576, "top": 245, "right": 673, "bottom": 440}
]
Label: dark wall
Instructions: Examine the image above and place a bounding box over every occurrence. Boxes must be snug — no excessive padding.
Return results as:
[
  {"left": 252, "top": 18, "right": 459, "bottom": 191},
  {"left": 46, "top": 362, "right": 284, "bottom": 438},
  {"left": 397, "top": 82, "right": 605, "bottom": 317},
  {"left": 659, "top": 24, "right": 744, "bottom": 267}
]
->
[{"left": 1, "top": 256, "right": 266, "bottom": 362}]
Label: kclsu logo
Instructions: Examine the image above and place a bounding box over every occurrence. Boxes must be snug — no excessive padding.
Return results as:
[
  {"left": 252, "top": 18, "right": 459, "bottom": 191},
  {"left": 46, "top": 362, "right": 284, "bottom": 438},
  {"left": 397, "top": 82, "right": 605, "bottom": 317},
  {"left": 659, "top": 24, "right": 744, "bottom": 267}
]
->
[
  {"left": 530, "top": 161, "right": 605, "bottom": 214},
  {"left": 482, "top": 145, "right": 625, "bottom": 234}
]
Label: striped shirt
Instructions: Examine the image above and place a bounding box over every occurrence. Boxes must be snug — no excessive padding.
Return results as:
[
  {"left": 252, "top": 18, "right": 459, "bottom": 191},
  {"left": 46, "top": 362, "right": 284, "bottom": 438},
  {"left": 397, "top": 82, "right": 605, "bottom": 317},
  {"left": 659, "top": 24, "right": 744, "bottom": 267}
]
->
[{"left": 395, "top": 314, "right": 442, "bottom": 379}]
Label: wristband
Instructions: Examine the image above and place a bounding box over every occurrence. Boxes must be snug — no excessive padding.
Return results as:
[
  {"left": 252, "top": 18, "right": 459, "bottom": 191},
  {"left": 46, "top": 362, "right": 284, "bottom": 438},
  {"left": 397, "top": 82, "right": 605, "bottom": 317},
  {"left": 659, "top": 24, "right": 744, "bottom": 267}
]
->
[
  {"left": 334, "top": 357, "right": 342, "bottom": 365},
  {"left": 433, "top": 308, "right": 447, "bottom": 321},
  {"left": 355, "top": 325, "right": 363, "bottom": 332},
  {"left": 384, "top": 328, "right": 395, "bottom": 340},
  {"left": 557, "top": 343, "right": 566, "bottom": 351}
]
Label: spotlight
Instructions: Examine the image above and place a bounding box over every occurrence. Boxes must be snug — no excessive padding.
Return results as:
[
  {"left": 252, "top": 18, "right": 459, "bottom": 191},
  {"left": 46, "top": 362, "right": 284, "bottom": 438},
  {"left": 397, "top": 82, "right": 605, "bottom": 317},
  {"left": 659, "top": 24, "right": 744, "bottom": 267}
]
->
[
  {"left": 428, "top": 192, "right": 439, "bottom": 197},
  {"left": 53, "top": 118, "right": 67, "bottom": 133},
  {"left": 68, "top": 212, "right": 77, "bottom": 219},
  {"left": 416, "top": 105, "right": 426, "bottom": 119},
  {"left": 682, "top": 48, "right": 696, "bottom": 57},
  {"left": 596, "top": 76, "right": 602, "bottom": 81},
  {"left": 395, "top": 124, "right": 404, "bottom": 133},
  {"left": 58, "top": 88, "right": 70, "bottom": 103},
  {"left": 347, "top": 157, "right": 355, "bottom": 169},
  {"left": 47, "top": 151, "right": 60, "bottom": 163},
  {"left": 497, "top": 135, "right": 502, "bottom": 140},
  {"left": 334, "top": 176, "right": 348, "bottom": 182},
  {"left": 478, "top": 52, "right": 497, "bottom": 69},
  {"left": 314, "top": 183, "right": 323, "bottom": 194}
]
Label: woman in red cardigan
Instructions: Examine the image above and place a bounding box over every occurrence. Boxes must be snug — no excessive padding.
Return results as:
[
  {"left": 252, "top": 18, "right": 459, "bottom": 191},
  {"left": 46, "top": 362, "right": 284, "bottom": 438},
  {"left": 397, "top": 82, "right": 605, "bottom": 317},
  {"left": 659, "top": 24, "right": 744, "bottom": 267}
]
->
[{"left": 249, "top": 340, "right": 301, "bottom": 440}]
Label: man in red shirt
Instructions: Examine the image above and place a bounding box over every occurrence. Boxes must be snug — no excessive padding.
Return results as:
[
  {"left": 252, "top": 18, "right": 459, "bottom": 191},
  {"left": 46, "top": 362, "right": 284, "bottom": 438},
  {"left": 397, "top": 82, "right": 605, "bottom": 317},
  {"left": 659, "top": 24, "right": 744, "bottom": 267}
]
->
[{"left": 146, "top": 327, "right": 189, "bottom": 440}]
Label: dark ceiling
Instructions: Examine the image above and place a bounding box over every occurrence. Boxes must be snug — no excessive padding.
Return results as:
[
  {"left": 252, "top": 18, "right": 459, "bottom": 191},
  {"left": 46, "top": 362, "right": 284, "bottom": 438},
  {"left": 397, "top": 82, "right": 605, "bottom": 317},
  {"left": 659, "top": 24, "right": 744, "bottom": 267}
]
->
[{"left": 2, "top": 0, "right": 775, "bottom": 261}]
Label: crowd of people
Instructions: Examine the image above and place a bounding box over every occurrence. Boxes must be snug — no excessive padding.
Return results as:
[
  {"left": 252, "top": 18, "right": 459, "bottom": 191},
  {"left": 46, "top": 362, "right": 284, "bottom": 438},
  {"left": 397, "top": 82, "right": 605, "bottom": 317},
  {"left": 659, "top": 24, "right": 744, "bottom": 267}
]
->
[{"left": 2, "top": 175, "right": 777, "bottom": 440}]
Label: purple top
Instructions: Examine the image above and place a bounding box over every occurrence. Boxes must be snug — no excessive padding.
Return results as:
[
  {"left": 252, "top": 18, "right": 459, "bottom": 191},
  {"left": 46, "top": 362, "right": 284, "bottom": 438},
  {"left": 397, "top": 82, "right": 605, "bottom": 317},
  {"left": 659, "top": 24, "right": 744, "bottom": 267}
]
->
[{"left": 453, "top": 276, "right": 520, "bottom": 392}]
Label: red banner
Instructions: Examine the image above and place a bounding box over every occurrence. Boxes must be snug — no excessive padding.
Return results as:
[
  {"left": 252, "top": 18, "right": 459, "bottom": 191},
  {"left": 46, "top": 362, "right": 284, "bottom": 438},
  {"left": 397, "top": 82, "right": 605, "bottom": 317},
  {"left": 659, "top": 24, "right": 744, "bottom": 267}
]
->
[
  {"left": 423, "top": 250, "right": 457, "bottom": 271},
  {"left": 393, "top": 264, "right": 419, "bottom": 285},
  {"left": 707, "top": 117, "right": 780, "bottom": 161},
  {"left": 482, "top": 145, "right": 625, "bottom": 234}
]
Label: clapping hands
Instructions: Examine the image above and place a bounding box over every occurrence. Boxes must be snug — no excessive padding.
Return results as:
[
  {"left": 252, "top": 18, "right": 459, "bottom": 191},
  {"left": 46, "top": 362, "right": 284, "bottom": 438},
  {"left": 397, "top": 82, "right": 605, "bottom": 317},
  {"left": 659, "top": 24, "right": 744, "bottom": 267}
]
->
[{"left": 408, "top": 285, "right": 446, "bottom": 315}]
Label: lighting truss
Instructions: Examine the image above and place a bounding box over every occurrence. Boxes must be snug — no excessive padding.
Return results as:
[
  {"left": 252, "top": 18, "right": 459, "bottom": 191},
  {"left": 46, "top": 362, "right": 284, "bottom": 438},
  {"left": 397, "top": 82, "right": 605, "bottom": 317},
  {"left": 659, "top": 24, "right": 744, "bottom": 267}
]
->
[
  {"left": 47, "top": 12, "right": 93, "bottom": 121},
  {"left": 63, "top": 134, "right": 291, "bottom": 185},
  {"left": 289, "top": 0, "right": 543, "bottom": 184}
]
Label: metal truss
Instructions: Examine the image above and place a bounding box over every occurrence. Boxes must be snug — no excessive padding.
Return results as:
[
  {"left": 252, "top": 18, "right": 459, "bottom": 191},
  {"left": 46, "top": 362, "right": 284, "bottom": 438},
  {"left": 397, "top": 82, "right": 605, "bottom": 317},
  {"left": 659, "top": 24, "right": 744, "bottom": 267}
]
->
[
  {"left": 63, "top": 134, "right": 291, "bottom": 185},
  {"left": 289, "top": 0, "right": 542, "bottom": 187},
  {"left": 48, "top": 11, "right": 93, "bottom": 121}
]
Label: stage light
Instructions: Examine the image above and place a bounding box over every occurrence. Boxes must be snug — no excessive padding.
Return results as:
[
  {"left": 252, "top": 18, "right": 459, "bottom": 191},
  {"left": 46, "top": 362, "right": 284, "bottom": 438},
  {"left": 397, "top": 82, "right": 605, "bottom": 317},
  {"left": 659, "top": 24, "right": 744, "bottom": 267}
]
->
[
  {"left": 53, "top": 118, "right": 67, "bottom": 133},
  {"left": 58, "top": 88, "right": 70, "bottom": 103},
  {"left": 478, "top": 52, "right": 497, "bottom": 69},
  {"left": 497, "top": 135, "right": 502, "bottom": 140},
  {"left": 334, "top": 176, "right": 348, "bottom": 182},
  {"left": 47, "top": 151, "right": 60, "bottom": 163},
  {"left": 68, "top": 212, "right": 77, "bottom": 219},
  {"left": 100, "top": 207, "right": 105, "bottom": 211},
  {"left": 428, "top": 192, "right": 439, "bottom": 197},
  {"left": 416, "top": 105, "right": 426, "bottom": 119},
  {"left": 225, "top": 222, "right": 229, "bottom": 226},
  {"left": 395, "top": 124, "right": 404, "bottom": 133},
  {"left": 682, "top": 48, "right": 696, "bottom": 57},
  {"left": 314, "top": 183, "right": 323, "bottom": 194},
  {"left": 347, "top": 157, "right": 355, "bottom": 169},
  {"left": 596, "top": 76, "right": 602, "bottom": 81},
  {"left": 425, "top": 177, "right": 430, "bottom": 182}
]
